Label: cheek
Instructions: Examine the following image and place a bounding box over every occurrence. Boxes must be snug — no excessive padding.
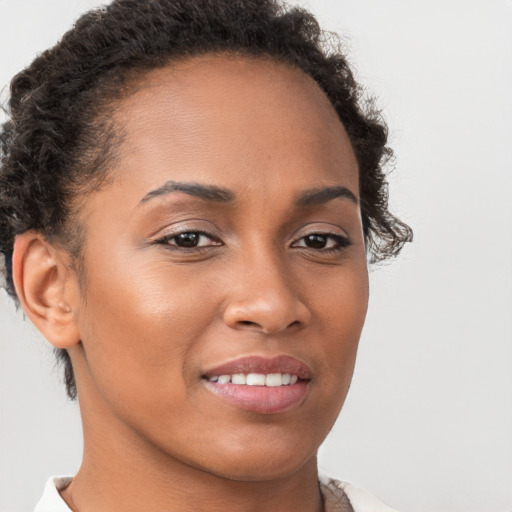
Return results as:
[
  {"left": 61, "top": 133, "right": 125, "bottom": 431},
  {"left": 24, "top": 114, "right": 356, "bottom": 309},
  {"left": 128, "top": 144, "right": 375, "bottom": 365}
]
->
[
  {"left": 309, "top": 258, "right": 368, "bottom": 400},
  {"left": 74, "top": 255, "right": 223, "bottom": 410}
]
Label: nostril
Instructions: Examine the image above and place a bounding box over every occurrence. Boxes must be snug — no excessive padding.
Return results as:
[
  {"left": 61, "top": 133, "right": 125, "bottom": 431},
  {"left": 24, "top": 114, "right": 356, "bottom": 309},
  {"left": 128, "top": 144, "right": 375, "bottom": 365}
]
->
[
  {"left": 224, "top": 297, "right": 311, "bottom": 334},
  {"left": 235, "top": 319, "right": 303, "bottom": 332}
]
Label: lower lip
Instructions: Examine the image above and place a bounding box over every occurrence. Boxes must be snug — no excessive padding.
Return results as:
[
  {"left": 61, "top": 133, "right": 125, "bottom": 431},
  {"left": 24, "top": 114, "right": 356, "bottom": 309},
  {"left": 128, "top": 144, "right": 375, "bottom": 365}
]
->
[{"left": 202, "top": 380, "right": 309, "bottom": 414}]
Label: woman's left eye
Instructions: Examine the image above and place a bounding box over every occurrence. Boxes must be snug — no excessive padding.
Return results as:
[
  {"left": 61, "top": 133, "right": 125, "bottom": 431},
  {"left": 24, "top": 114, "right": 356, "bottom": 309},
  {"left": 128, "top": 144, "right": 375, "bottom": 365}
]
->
[
  {"left": 291, "top": 233, "right": 351, "bottom": 251},
  {"left": 156, "top": 231, "right": 221, "bottom": 249}
]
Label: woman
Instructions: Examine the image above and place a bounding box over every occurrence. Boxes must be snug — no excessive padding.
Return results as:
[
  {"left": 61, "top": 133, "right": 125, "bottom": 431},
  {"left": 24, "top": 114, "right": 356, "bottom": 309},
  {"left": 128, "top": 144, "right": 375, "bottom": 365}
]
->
[{"left": 0, "top": 0, "right": 412, "bottom": 510}]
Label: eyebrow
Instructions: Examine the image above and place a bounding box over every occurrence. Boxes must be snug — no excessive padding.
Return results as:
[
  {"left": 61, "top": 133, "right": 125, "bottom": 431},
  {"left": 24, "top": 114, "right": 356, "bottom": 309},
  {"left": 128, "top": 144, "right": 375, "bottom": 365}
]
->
[
  {"left": 296, "top": 186, "right": 358, "bottom": 207},
  {"left": 139, "top": 180, "right": 357, "bottom": 207},
  {"left": 139, "top": 181, "right": 234, "bottom": 205}
]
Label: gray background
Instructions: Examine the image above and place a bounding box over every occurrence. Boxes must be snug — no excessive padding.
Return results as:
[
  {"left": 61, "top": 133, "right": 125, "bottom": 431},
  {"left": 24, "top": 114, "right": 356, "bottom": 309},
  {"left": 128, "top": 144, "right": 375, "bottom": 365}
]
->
[{"left": 1, "top": 0, "right": 511, "bottom": 511}]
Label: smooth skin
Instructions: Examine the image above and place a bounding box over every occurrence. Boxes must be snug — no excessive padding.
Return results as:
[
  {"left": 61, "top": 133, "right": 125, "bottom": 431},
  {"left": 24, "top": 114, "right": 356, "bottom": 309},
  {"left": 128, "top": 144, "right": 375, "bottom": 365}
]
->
[{"left": 13, "top": 55, "right": 368, "bottom": 512}]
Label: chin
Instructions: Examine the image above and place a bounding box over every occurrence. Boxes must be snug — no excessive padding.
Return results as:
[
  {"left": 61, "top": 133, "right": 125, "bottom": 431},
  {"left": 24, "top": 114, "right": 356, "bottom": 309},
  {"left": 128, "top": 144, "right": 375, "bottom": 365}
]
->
[
  {"left": 207, "top": 461, "right": 311, "bottom": 483},
  {"left": 193, "top": 440, "right": 317, "bottom": 482}
]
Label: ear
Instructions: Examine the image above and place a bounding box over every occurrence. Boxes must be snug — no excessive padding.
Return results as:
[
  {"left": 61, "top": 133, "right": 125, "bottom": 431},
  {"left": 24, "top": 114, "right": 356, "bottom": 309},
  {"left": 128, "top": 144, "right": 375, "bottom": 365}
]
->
[{"left": 12, "top": 231, "right": 81, "bottom": 349}]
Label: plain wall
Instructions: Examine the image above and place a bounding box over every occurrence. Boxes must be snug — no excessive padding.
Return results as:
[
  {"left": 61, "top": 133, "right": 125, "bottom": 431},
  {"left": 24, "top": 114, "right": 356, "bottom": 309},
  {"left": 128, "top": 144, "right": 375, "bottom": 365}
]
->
[{"left": 1, "top": 1, "right": 511, "bottom": 511}]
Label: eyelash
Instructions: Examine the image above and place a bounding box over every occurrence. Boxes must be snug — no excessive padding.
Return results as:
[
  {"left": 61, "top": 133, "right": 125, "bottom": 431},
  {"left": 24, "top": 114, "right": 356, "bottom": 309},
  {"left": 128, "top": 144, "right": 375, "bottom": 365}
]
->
[
  {"left": 154, "top": 230, "right": 352, "bottom": 253},
  {"left": 155, "top": 230, "right": 222, "bottom": 250},
  {"left": 291, "top": 233, "right": 352, "bottom": 253}
]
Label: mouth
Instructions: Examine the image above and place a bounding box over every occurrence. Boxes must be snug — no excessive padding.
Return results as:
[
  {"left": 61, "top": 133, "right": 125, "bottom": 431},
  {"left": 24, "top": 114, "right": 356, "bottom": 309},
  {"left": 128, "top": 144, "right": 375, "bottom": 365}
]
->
[
  {"left": 205, "top": 372, "right": 299, "bottom": 386},
  {"left": 201, "top": 355, "right": 311, "bottom": 414}
]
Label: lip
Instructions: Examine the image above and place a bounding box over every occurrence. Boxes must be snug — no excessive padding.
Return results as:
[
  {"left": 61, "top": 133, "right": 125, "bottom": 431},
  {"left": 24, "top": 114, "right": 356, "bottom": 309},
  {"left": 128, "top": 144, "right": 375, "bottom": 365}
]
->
[{"left": 201, "top": 355, "right": 312, "bottom": 414}]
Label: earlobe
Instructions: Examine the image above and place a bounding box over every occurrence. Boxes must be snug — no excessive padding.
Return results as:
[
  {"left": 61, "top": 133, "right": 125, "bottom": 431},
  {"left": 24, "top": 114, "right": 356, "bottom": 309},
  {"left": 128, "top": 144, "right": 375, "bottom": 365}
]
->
[{"left": 12, "top": 231, "right": 81, "bottom": 349}]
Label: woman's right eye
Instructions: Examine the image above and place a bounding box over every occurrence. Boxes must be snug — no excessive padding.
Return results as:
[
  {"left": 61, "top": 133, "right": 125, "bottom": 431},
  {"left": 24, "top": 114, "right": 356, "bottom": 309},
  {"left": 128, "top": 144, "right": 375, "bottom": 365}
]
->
[{"left": 156, "top": 231, "right": 222, "bottom": 249}]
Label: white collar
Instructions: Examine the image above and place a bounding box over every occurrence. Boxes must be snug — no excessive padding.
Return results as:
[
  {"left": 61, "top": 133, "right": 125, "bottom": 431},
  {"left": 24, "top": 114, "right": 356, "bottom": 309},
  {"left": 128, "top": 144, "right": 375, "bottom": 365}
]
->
[
  {"left": 34, "top": 477, "right": 72, "bottom": 512},
  {"left": 34, "top": 475, "right": 397, "bottom": 512},
  {"left": 319, "top": 475, "right": 397, "bottom": 512}
]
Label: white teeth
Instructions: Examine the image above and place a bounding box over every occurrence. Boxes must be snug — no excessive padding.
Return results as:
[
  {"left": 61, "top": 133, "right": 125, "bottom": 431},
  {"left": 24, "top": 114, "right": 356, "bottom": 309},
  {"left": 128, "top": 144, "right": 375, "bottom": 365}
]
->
[
  {"left": 246, "top": 373, "right": 266, "bottom": 386},
  {"left": 231, "top": 374, "right": 247, "bottom": 385},
  {"left": 207, "top": 372, "right": 301, "bottom": 386},
  {"left": 265, "top": 373, "right": 283, "bottom": 387}
]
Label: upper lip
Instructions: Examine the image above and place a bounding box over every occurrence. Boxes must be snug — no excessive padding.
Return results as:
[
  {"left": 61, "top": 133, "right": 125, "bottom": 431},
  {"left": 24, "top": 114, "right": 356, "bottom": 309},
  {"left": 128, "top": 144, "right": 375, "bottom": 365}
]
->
[{"left": 202, "top": 355, "right": 312, "bottom": 380}]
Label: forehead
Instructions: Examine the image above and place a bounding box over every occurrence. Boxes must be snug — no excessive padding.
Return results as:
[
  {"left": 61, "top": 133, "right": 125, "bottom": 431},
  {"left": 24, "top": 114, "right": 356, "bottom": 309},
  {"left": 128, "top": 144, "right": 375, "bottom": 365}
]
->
[{"left": 107, "top": 54, "right": 358, "bottom": 197}]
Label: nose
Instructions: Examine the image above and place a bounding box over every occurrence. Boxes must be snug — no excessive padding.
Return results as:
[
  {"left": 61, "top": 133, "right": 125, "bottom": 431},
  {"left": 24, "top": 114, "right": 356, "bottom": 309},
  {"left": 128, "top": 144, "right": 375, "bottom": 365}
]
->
[{"left": 223, "top": 253, "right": 311, "bottom": 335}]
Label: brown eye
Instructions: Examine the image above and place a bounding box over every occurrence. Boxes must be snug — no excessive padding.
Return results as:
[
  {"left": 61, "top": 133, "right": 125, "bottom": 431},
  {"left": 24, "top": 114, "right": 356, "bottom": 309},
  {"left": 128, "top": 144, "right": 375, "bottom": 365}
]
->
[
  {"left": 303, "top": 234, "right": 329, "bottom": 249},
  {"left": 292, "top": 233, "right": 352, "bottom": 251},
  {"left": 174, "top": 232, "right": 201, "bottom": 247},
  {"left": 156, "top": 230, "right": 223, "bottom": 250}
]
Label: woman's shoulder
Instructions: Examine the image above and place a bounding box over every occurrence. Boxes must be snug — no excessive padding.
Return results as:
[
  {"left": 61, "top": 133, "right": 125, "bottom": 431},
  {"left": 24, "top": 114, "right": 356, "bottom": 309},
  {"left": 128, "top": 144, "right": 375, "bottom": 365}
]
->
[{"left": 319, "top": 475, "right": 398, "bottom": 512}]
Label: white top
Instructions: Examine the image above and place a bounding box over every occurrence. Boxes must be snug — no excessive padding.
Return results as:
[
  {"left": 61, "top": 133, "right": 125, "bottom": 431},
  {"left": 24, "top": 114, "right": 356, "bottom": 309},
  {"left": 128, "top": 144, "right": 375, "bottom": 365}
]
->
[
  {"left": 34, "top": 475, "right": 397, "bottom": 512},
  {"left": 34, "top": 477, "right": 72, "bottom": 512}
]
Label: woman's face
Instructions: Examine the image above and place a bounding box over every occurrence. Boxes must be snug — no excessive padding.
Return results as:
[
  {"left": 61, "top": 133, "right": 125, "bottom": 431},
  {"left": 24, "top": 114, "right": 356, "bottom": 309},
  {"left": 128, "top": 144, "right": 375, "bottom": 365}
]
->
[{"left": 70, "top": 55, "right": 368, "bottom": 480}]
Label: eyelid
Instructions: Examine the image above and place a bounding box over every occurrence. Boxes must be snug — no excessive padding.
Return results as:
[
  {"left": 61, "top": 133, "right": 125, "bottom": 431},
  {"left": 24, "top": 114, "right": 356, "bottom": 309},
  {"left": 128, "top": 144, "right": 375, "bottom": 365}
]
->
[
  {"left": 149, "top": 217, "right": 221, "bottom": 239},
  {"left": 291, "top": 232, "right": 351, "bottom": 248},
  {"left": 290, "top": 222, "right": 350, "bottom": 240},
  {"left": 289, "top": 222, "right": 353, "bottom": 253},
  {"left": 148, "top": 217, "right": 225, "bottom": 250}
]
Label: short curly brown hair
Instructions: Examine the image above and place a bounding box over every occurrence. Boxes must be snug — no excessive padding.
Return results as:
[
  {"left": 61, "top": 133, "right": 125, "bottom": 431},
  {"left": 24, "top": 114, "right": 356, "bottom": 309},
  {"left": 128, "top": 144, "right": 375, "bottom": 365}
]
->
[{"left": 0, "top": 0, "right": 412, "bottom": 399}]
